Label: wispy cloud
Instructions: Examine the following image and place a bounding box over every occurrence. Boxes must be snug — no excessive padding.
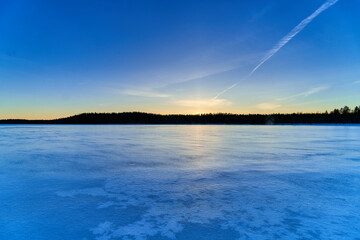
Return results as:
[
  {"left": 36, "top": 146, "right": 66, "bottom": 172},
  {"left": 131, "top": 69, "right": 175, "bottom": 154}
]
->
[
  {"left": 256, "top": 103, "right": 281, "bottom": 111},
  {"left": 277, "top": 86, "right": 330, "bottom": 101},
  {"left": 175, "top": 66, "right": 237, "bottom": 83},
  {"left": 256, "top": 85, "right": 330, "bottom": 111},
  {"left": 122, "top": 90, "right": 170, "bottom": 98},
  {"left": 174, "top": 98, "right": 231, "bottom": 108},
  {"left": 351, "top": 80, "right": 360, "bottom": 85},
  {"left": 215, "top": 0, "right": 340, "bottom": 98}
]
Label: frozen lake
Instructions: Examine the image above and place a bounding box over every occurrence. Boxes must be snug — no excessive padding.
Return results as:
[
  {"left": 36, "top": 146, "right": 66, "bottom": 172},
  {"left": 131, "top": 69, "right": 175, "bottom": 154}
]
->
[{"left": 1, "top": 125, "right": 360, "bottom": 240}]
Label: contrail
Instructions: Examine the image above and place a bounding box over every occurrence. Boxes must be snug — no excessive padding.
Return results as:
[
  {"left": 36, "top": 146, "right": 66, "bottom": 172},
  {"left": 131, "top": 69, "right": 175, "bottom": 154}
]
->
[{"left": 214, "top": 0, "right": 339, "bottom": 99}]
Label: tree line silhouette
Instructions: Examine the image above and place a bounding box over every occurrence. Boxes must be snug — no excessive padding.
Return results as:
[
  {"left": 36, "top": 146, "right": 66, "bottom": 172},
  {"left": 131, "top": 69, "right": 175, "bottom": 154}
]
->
[{"left": 1, "top": 106, "right": 360, "bottom": 124}]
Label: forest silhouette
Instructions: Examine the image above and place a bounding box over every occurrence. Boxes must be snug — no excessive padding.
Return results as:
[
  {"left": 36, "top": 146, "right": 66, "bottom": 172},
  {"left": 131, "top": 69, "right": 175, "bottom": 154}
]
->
[{"left": 1, "top": 106, "right": 360, "bottom": 124}]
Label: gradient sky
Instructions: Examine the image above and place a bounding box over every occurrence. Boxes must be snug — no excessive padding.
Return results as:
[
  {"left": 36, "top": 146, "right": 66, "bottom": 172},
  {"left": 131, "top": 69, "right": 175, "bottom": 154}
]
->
[{"left": 1, "top": 0, "right": 359, "bottom": 119}]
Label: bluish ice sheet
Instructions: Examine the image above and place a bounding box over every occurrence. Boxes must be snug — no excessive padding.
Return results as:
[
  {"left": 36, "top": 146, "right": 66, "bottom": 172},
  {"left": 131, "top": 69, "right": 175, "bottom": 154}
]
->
[{"left": 0, "top": 125, "right": 360, "bottom": 240}]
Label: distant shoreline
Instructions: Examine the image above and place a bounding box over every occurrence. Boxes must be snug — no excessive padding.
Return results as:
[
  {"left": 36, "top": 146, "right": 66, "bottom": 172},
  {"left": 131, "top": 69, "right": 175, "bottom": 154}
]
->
[
  {"left": 1, "top": 107, "right": 360, "bottom": 124},
  {"left": 1, "top": 123, "right": 360, "bottom": 126}
]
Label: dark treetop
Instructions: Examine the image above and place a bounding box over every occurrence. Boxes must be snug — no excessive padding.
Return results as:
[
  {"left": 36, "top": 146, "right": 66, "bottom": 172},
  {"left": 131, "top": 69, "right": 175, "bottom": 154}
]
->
[{"left": 1, "top": 106, "right": 360, "bottom": 124}]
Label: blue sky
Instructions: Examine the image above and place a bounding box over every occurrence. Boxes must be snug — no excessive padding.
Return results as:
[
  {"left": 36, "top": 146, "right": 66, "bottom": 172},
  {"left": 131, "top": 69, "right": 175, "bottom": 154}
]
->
[{"left": 1, "top": 0, "right": 359, "bottom": 119}]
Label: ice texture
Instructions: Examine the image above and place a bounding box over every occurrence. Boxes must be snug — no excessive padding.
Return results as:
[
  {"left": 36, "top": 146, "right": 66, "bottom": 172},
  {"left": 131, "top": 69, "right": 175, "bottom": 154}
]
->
[{"left": 0, "top": 125, "right": 360, "bottom": 240}]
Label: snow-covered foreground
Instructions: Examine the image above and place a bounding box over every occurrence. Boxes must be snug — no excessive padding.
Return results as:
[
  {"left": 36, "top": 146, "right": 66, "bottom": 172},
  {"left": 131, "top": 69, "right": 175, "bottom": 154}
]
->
[{"left": 1, "top": 125, "right": 360, "bottom": 240}]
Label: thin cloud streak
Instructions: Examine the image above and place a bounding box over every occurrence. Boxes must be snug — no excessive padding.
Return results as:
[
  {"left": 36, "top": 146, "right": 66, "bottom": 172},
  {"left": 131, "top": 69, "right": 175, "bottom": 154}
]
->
[
  {"left": 257, "top": 85, "right": 330, "bottom": 112},
  {"left": 256, "top": 103, "right": 281, "bottom": 111},
  {"left": 175, "top": 98, "right": 231, "bottom": 108},
  {"left": 123, "top": 90, "right": 170, "bottom": 98},
  {"left": 215, "top": 0, "right": 340, "bottom": 99},
  {"left": 277, "top": 86, "right": 330, "bottom": 101}
]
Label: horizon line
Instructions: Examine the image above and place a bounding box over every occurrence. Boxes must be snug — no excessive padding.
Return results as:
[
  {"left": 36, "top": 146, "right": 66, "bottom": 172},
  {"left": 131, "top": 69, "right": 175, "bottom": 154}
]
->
[{"left": 1, "top": 105, "right": 358, "bottom": 121}]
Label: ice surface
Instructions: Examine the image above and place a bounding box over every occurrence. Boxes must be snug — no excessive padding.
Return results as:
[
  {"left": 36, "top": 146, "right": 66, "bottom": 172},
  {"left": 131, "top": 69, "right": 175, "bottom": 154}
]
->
[{"left": 1, "top": 125, "right": 360, "bottom": 240}]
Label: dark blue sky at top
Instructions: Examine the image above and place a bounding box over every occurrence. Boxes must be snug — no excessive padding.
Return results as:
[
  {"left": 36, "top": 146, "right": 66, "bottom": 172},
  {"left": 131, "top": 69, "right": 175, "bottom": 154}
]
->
[{"left": 0, "top": 0, "right": 359, "bottom": 118}]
